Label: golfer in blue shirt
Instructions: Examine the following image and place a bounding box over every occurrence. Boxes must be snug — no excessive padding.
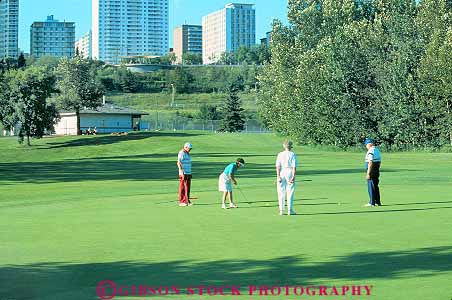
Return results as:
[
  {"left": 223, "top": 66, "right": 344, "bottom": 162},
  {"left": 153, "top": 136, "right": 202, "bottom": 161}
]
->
[
  {"left": 218, "top": 158, "right": 245, "bottom": 209},
  {"left": 364, "top": 138, "right": 382, "bottom": 207}
]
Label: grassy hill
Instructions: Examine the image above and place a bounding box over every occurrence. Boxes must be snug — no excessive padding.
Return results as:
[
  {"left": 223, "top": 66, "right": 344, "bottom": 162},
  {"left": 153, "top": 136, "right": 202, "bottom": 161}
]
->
[
  {"left": 107, "top": 92, "right": 258, "bottom": 115},
  {"left": 1, "top": 132, "right": 451, "bottom": 300}
]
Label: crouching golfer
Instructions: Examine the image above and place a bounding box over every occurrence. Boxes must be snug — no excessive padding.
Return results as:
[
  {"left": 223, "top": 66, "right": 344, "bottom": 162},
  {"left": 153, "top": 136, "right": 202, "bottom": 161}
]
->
[
  {"left": 218, "top": 158, "right": 245, "bottom": 209},
  {"left": 276, "top": 140, "right": 298, "bottom": 215}
]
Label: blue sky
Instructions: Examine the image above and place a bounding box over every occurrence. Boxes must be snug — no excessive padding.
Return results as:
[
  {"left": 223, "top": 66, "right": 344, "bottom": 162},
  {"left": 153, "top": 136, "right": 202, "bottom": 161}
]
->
[{"left": 18, "top": 0, "right": 288, "bottom": 54}]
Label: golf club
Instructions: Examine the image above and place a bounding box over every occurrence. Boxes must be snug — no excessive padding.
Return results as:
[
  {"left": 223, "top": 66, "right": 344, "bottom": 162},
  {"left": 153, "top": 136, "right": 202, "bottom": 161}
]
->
[{"left": 235, "top": 184, "right": 249, "bottom": 203}]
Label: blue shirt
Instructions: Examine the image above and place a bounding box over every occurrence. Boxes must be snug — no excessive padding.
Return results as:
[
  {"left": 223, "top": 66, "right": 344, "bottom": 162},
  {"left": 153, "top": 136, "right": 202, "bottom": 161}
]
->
[
  {"left": 365, "top": 146, "right": 382, "bottom": 170},
  {"left": 223, "top": 162, "right": 238, "bottom": 176},
  {"left": 365, "top": 146, "right": 382, "bottom": 163},
  {"left": 178, "top": 150, "right": 192, "bottom": 174}
]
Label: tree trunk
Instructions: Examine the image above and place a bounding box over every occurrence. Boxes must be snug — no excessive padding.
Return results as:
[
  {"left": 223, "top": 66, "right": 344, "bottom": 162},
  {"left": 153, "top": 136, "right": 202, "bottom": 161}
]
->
[
  {"left": 27, "top": 135, "right": 30, "bottom": 146},
  {"left": 76, "top": 108, "right": 81, "bottom": 135}
]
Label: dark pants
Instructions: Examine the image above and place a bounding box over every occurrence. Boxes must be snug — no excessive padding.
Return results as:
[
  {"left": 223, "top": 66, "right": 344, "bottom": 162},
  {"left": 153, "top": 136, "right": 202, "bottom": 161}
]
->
[
  {"left": 367, "top": 162, "right": 381, "bottom": 205},
  {"left": 178, "top": 174, "right": 192, "bottom": 204}
]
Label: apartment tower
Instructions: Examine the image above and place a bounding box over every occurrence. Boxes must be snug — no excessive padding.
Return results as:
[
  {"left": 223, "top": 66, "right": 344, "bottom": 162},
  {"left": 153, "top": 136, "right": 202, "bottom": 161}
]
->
[
  {"left": 75, "top": 30, "right": 92, "bottom": 59},
  {"left": 202, "top": 3, "right": 255, "bottom": 64},
  {"left": 173, "top": 24, "right": 202, "bottom": 64},
  {"left": 30, "top": 15, "right": 75, "bottom": 58},
  {"left": 92, "top": 0, "right": 169, "bottom": 64},
  {"left": 0, "top": 0, "right": 19, "bottom": 58}
]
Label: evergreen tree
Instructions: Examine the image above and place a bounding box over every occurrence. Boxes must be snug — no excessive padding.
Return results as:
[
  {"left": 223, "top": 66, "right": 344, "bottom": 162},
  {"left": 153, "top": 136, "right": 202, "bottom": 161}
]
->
[
  {"left": 220, "top": 80, "right": 246, "bottom": 132},
  {"left": 118, "top": 68, "right": 140, "bottom": 93},
  {"left": 17, "top": 52, "right": 26, "bottom": 69}
]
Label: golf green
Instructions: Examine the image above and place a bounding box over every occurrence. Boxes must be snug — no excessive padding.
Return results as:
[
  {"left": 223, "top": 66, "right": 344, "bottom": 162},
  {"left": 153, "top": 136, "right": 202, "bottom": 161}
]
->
[{"left": 0, "top": 132, "right": 451, "bottom": 300}]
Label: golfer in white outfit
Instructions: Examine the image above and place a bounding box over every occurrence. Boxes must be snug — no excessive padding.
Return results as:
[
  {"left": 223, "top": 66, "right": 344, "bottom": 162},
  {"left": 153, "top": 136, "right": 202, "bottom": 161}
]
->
[{"left": 276, "top": 140, "right": 298, "bottom": 215}]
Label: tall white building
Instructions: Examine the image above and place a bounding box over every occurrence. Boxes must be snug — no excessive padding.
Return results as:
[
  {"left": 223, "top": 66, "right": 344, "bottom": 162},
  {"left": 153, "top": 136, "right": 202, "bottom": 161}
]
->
[
  {"left": 75, "top": 30, "right": 92, "bottom": 59},
  {"left": 92, "top": 0, "right": 169, "bottom": 65},
  {"left": 0, "top": 0, "right": 19, "bottom": 59},
  {"left": 202, "top": 3, "right": 255, "bottom": 64}
]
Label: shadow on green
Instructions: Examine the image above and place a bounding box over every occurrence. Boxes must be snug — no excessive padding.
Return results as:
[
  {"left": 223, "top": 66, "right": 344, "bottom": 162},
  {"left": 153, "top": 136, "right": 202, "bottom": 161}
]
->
[{"left": 1, "top": 246, "right": 451, "bottom": 300}]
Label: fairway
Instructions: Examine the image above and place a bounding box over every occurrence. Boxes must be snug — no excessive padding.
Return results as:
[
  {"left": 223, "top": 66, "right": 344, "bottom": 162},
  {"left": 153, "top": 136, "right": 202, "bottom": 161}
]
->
[{"left": 0, "top": 132, "right": 451, "bottom": 300}]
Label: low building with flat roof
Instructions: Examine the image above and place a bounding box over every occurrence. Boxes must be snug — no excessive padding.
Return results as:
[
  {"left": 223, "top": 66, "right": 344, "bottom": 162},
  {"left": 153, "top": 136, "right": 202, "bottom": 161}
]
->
[{"left": 54, "top": 103, "right": 148, "bottom": 135}]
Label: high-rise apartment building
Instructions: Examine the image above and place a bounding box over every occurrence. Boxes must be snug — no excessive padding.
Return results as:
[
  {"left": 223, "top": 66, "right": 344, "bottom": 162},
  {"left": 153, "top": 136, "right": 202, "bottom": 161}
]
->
[
  {"left": 30, "top": 15, "right": 75, "bottom": 58},
  {"left": 0, "top": 0, "right": 19, "bottom": 59},
  {"left": 202, "top": 3, "right": 255, "bottom": 64},
  {"left": 75, "top": 30, "right": 92, "bottom": 59},
  {"left": 260, "top": 31, "right": 271, "bottom": 47},
  {"left": 173, "top": 24, "right": 202, "bottom": 64},
  {"left": 92, "top": 0, "right": 169, "bottom": 65}
]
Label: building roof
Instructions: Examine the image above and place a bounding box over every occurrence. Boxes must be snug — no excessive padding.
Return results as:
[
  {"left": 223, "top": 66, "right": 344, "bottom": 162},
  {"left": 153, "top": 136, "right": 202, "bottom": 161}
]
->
[{"left": 62, "top": 103, "right": 148, "bottom": 116}]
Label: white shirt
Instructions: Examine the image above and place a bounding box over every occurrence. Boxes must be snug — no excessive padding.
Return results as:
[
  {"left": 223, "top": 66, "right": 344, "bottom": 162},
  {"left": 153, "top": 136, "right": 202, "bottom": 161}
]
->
[
  {"left": 178, "top": 150, "right": 192, "bottom": 174},
  {"left": 276, "top": 150, "right": 298, "bottom": 169}
]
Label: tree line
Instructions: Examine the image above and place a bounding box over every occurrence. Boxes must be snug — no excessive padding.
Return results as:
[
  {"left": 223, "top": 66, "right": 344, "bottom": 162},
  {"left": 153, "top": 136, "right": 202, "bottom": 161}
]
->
[
  {"left": 0, "top": 55, "right": 250, "bottom": 144},
  {"left": 116, "top": 44, "right": 271, "bottom": 66},
  {"left": 97, "top": 64, "right": 260, "bottom": 94},
  {"left": 259, "top": 0, "right": 452, "bottom": 149},
  {"left": 0, "top": 57, "right": 103, "bottom": 145}
]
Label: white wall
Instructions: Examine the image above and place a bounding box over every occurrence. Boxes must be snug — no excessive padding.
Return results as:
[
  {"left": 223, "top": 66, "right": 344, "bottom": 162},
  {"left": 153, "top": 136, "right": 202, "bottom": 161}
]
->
[
  {"left": 202, "top": 8, "right": 227, "bottom": 64},
  {"left": 54, "top": 114, "right": 78, "bottom": 135},
  {"left": 55, "top": 113, "right": 133, "bottom": 135},
  {"left": 80, "top": 114, "right": 132, "bottom": 134}
]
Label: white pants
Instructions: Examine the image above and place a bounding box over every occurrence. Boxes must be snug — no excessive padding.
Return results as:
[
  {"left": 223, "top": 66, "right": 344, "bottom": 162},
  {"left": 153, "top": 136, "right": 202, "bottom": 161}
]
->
[
  {"left": 277, "top": 168, "right": 295, "bottom": 213},
  {"left": 218, "top": 172, "right": 232, "bottom": 192}
]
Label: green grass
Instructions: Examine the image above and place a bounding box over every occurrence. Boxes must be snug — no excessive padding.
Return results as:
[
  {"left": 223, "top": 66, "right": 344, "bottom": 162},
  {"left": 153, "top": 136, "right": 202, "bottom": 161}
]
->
[{"left": 1, "top": 132, "right": 451, "bottom": 300}]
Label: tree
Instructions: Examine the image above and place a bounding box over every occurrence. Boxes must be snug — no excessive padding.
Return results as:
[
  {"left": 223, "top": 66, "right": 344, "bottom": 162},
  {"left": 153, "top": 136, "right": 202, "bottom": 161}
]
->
[
  {"left": 159, "top": 52, "right": 177, "bottom": 65},
  {"left": 416, "top": 0, "right": 452, "bottom": 146},
  {"left": 219, "top": 51, "right": 236, "bottom": 65},
  {"left": 257, "top": 44, "right": 271, "bottom": 64},
  {"left": 182, "top": 52, "right": 202, "bottom": 65},
  {"left": 259, "top": 0, "right": 452, "bottom": 149},
  {"left": 55, "top": 57, "right": 104, "bottom": 135},
  {"left": 198, "top": 104, "right": 221, "bottom": 121},
  {"left": 220, "top": 80, "right": 246, "bottom": 132},
  {"left": 168, "top": 67, "right": 194, "bottom": 93},
  {"left": 32, "top": 56, "right": 61, "bottom": 70},
  {"left": 0, "top": 66, "right": 58, "bottom": 145},
  {"left": 0, "top": 70, "right": 16, "bottom": 130},
  {"left": 0, "top": 58, "right": 17, "bottom": 73},
  {"left": 17, "top": 52, "right": 26, "bottom": 69},
  {"left": 115, "top": 67, "right": 140, "bottom": 92}
]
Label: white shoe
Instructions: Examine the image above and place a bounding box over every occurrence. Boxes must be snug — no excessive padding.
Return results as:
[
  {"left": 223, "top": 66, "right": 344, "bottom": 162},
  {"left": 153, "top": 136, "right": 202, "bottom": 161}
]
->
[
  {"left": 279, "top": 211, "right": 283, "bottom": 215},
  {"left": 221, "top": 204, "right": 227, "bottom": 209},
  {"left": 229, "top": 203, "right": 238, "bottom": 208},
  {"left": 364, "top": 203, "right": 374, "bottom": 207}
]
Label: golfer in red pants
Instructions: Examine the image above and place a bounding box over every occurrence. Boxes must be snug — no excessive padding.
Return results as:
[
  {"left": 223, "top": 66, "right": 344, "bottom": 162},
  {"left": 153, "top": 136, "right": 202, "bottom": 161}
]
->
[{"left": 177, "top": 142, "right": 193, "bottom": 206}]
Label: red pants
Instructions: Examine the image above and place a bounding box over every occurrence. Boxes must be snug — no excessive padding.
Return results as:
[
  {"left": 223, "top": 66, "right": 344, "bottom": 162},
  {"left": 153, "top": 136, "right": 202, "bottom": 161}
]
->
[{"left": 178, "top": 174, "right": 192, "bottom": 204}]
